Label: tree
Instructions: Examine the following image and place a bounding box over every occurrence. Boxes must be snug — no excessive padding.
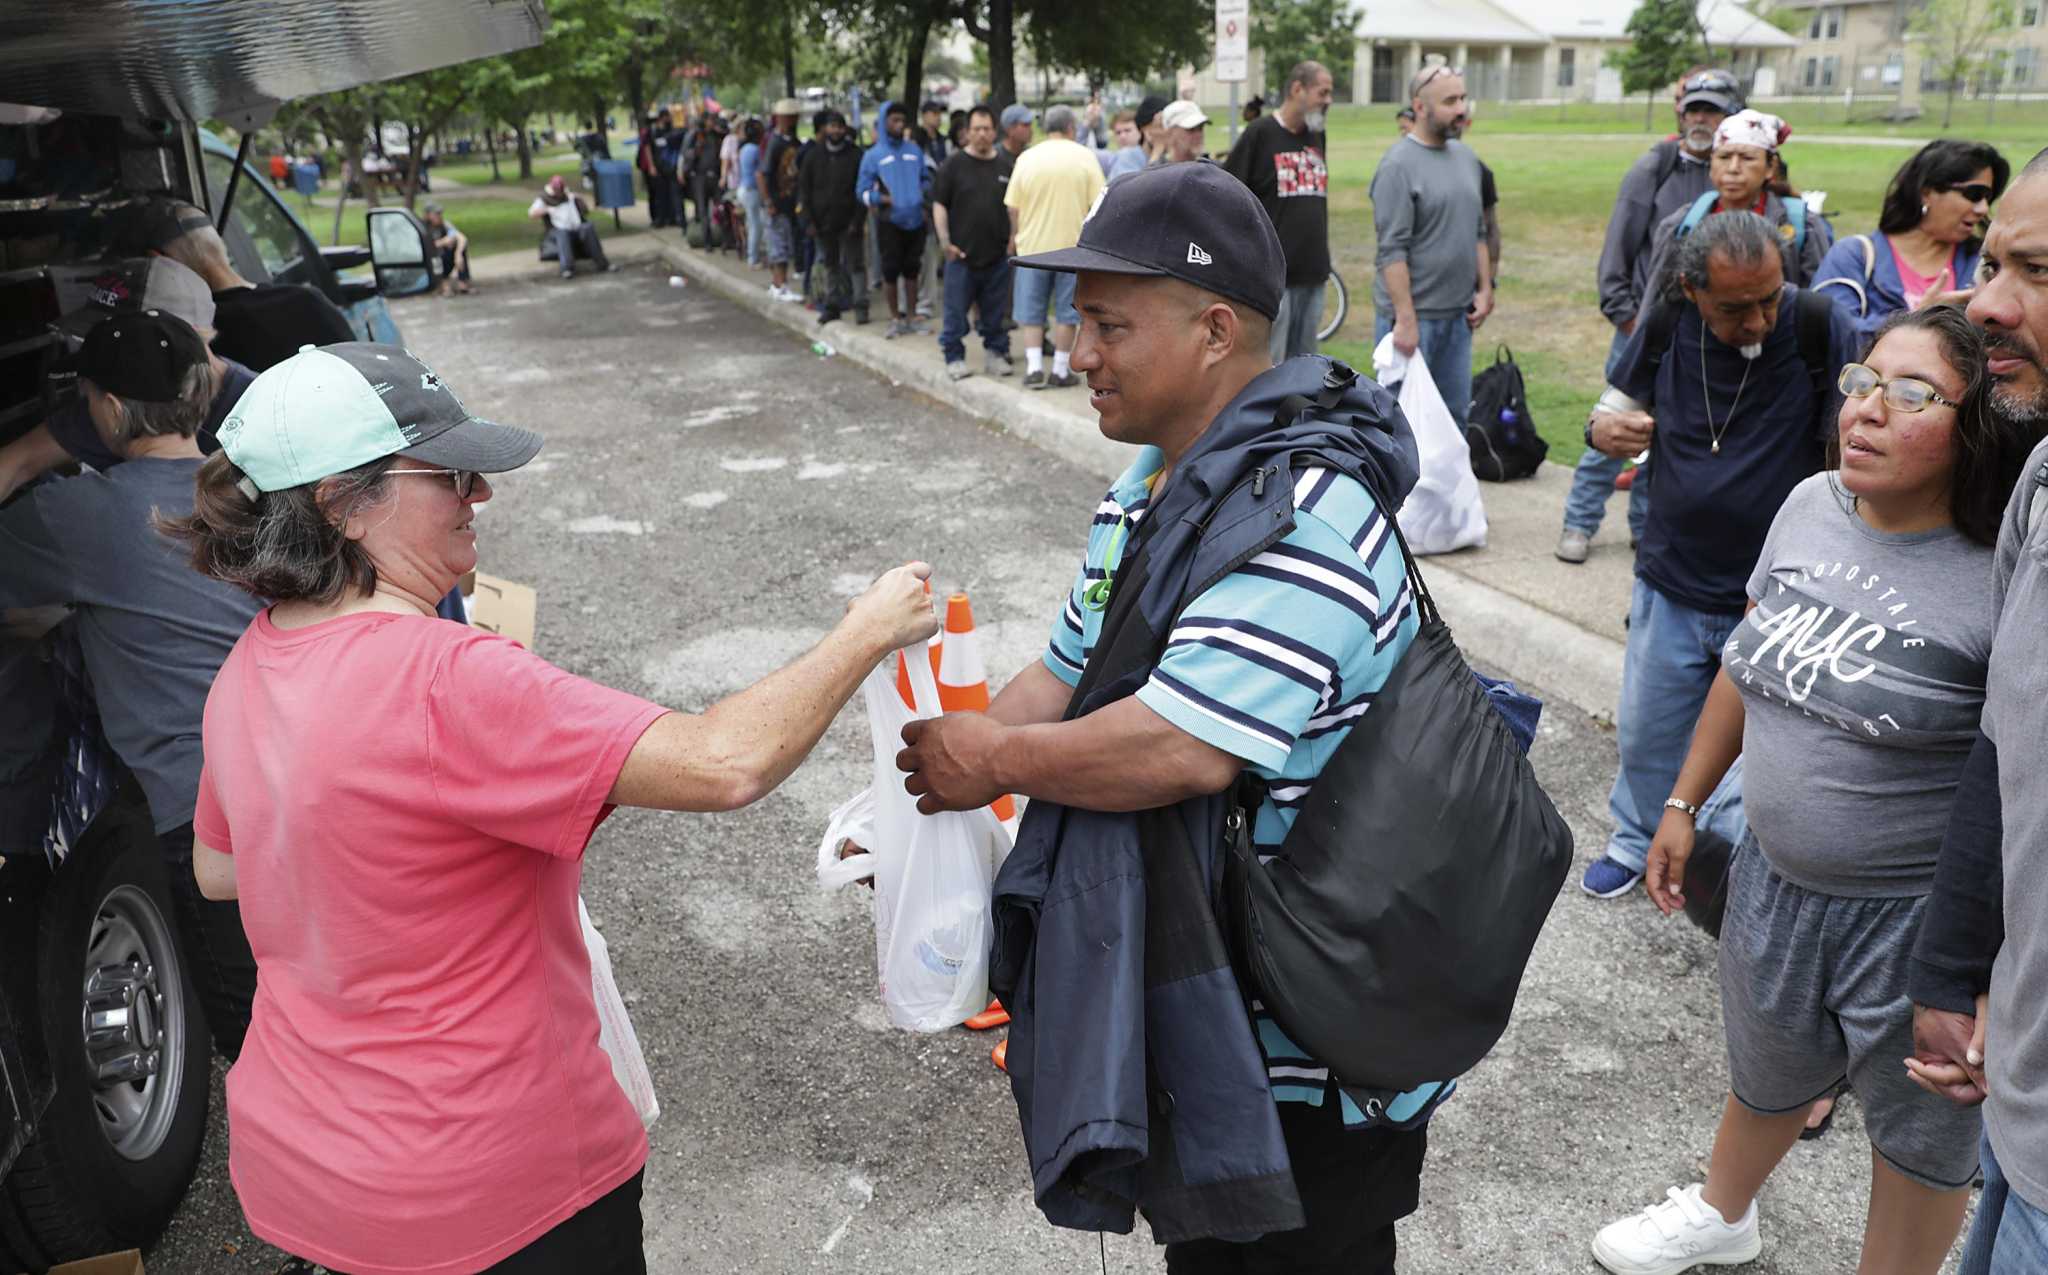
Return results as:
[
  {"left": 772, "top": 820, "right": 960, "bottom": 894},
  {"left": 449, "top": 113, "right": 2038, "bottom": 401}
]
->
[
  {"left": 1605, "top": 0, "right": 1702, "bottom": 128},
  {"left": 382, "top": 66, "right": 477, "bottom": 208},
  {"left": 1251, "top": 0, "right": 1359, "bottom": 98},
  {"left": 1911, "top": 0, "right": 2019, "bottom": 127},
  {"left": 1023, "top": 0, "right": 1213, "bottom": 93}
]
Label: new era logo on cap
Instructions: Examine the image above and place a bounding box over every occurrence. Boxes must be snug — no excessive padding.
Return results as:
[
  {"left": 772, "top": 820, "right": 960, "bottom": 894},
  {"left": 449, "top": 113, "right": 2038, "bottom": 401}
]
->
[{"left": 1187, "top": 243, "right": 1212, "bottom": 266}]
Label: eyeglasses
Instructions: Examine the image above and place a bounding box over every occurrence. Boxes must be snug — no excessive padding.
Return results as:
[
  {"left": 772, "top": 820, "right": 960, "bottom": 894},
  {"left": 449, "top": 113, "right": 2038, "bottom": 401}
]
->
[
  {"left": 1837, "top": 363, "right": 1960, "bottom": 413},
  {"left": 1412, "top": 63, "right": 1463, "bottom": 95},
  {"left": 1940, "top": 182, "right": 1996, "bottom": 205},
  {"left": 386, "top": 467, "right": 482, "bottom": 498}
]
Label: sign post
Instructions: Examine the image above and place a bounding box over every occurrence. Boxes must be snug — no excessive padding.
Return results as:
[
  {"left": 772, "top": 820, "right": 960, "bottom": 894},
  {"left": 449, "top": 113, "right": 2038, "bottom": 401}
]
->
[{"left": 1215, "top": 0, "right": 1248, "bottom": 145}]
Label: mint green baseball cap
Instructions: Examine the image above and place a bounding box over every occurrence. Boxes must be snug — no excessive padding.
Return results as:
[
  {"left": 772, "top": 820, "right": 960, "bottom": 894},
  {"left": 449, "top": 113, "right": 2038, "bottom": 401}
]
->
[{"left": 215, "top": 342, "right": 542, "bottom": 494}]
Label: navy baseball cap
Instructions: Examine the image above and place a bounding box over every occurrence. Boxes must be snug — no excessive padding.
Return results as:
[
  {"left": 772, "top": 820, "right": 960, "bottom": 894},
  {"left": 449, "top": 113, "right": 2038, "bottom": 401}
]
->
[
  {"left": 1010, "top": 160, "right": 1285, "bottom": 319},
  {"left": 1678, "top": 69, "right": 1743, "bottom": 115}
]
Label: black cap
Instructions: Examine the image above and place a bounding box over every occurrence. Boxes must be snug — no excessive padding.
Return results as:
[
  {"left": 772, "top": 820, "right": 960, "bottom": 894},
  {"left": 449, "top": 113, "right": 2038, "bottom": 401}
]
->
[
  {"left": 1678, "top": 69, "right": 1743, "bottom": 115},
  {"left": 1135, "top": 95, "right": 1170, "bottom": 129},
  {"left": 77, "top": 307, "right": 207, "bottom": 402},
  {"left": 919, "top": 98, "right": 947, "bottom": 114},
  {"left": 1010, "top": 160, "right": 1284, "bottom": 319},
  {"left": 114, "top": 198, "right": 215, "bottom": 255}
]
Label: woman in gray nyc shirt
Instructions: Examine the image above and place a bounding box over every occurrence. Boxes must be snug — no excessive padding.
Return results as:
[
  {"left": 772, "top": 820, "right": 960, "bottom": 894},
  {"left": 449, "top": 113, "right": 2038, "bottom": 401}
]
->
[{"left": 1591, "top": 307, "right": 2038, "bottom": 1275}]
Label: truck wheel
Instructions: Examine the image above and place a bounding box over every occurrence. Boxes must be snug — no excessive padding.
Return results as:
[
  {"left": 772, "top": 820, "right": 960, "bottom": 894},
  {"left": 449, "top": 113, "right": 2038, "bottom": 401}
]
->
[{"left": 0, "top": 803, "right": 209, "bottom": 1264}]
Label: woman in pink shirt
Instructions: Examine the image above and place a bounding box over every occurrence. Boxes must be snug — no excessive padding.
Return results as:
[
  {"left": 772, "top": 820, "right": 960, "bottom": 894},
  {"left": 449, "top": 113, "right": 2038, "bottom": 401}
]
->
[{"left": 161, "top": 343, "right": 935, "bottom": 1275}]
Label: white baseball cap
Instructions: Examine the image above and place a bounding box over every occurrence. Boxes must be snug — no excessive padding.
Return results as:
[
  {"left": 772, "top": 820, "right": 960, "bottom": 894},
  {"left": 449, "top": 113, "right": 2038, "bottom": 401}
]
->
[{"left": 1159, "top": 100, "right": 1210, "bottom": 130}]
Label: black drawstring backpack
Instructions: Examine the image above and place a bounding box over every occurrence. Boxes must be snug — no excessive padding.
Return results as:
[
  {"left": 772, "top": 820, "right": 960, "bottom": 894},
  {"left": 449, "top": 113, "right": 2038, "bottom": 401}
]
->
[
  {"left": 1222, "top": 462, "right": 1574, "bottom": 1092},
  {"left": 1464, "top": 346, "right": 1546, "bottom": 481}
]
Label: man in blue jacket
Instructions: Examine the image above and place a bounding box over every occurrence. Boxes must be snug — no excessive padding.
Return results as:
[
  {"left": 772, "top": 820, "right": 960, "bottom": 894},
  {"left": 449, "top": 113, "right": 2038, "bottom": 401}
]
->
[
  {"left": 898, "top": 162, "right": 1445, "bottom": 1271},
  {"left": 857, "top": 100, "right": 933, "bottom": 338}
]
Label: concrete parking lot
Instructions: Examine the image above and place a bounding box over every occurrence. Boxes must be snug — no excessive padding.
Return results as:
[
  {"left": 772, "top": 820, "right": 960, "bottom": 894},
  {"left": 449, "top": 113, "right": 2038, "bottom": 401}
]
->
[{"left": 148, "top": 258, "right": 1968, "bottom": 1274}]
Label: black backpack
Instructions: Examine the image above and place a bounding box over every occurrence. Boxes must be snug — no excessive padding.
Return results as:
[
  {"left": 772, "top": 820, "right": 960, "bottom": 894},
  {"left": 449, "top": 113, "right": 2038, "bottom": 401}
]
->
[{"left": 1464, "top": 346, "right": 1546, "bottom": 481}]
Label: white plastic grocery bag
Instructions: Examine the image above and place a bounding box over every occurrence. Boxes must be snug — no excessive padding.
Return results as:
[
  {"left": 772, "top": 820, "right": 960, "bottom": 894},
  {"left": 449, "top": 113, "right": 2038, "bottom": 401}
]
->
[
  {"left": 821, "top": 642, "right": 1010, "bottom": 1031},
  {"left": 579, "top": 897, "right": 661, "bottom": 1130},
  {"left": 1373, "top": 333, "right": 1488, "bottom": 555}
]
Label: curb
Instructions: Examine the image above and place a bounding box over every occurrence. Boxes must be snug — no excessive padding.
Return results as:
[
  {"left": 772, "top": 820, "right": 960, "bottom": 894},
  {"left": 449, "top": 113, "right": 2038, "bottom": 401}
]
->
[{"left": 660, "top": 241, "right": 1626, "bottom": 721}]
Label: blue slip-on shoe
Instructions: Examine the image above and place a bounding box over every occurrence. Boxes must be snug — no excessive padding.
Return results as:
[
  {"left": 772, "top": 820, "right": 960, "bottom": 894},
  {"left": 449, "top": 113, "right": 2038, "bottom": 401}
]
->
[{"left": 1581, "top": 856, "right": 1643, "bottom": 899}]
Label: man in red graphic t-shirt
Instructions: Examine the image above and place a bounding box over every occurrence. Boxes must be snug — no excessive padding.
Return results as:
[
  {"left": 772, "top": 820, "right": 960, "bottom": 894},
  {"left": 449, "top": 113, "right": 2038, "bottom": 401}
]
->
[{"left": 1224, "top": 58, "right": 1332, "bottom": 362}]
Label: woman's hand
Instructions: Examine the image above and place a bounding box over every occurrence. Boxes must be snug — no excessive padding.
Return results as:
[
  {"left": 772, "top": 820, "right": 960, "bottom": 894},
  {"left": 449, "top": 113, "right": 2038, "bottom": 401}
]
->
[
  {"left": 845, "top": 562, "right": 938, "bottom": 654},
  {"left": 1643, "top": 807, "right": 1696, "bottom": 916}
]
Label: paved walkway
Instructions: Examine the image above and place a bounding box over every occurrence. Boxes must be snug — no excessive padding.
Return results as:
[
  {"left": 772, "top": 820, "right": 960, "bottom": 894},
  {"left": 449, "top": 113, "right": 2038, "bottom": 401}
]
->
[{"left": 645, "top": 234, "right": 1644, "bottom": 720}]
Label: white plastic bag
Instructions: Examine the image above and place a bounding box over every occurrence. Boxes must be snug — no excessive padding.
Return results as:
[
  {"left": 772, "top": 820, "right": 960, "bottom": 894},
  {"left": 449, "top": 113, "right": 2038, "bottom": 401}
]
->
[
  {"left": 831, "top": 641, "right": 1009, "bottom": 1031},
  {"left": 1373, "top": 333, "right": 1488, "bottom": 555},
  {"left": 579, "top": 897, "right": 661, "bottom": 1130}
]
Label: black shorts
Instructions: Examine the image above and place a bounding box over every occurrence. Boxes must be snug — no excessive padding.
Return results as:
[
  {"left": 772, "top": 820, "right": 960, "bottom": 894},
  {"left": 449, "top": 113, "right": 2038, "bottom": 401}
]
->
[
  {"left": 1163, "top": 1100, "right": 1428, "bottom": 1275},
  {"left": 875, "top": 220, "right": 924, "bottom": 281}
]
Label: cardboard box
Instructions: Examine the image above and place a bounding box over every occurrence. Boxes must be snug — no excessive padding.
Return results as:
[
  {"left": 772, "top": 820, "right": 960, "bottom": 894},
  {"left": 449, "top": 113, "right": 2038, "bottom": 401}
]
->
[
  {"left": 45, "top": 1253, "right": 144, "bottom": 1275},
  {"left": 466, "top": 571, "right": 537, "bottom": 650}
]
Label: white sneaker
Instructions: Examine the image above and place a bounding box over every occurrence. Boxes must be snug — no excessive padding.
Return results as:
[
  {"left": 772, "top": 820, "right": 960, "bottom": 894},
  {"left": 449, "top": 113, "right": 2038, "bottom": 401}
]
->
[{"left": 1592, "top": 1185, "right": 1760, "bottom": 1275}]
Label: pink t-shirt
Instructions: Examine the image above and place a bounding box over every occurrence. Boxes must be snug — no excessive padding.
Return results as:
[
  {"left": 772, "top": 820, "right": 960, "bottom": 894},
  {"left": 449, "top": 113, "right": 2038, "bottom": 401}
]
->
[
  {"left": 1890, "top": 239, "right": 1957, "bottom": 312},
  {"left": 193, "top": 609, "right": 667, "bottom": 1275}
]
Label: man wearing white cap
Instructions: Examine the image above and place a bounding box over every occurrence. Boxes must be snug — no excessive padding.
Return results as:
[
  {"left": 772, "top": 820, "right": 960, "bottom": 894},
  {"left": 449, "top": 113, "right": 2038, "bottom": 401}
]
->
[{"left": 1156, "top": 99, "right": 1209, "bottom": 165}]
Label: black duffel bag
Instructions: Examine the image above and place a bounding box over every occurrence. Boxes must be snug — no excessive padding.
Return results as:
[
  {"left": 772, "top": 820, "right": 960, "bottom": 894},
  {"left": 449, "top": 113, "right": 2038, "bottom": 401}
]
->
[
  {"left": 1223, "top": 492, "right": 1574, "bottom": 1091},
  {"left": 1464, "top": 345, "right": 1546, "bottom": 481}
]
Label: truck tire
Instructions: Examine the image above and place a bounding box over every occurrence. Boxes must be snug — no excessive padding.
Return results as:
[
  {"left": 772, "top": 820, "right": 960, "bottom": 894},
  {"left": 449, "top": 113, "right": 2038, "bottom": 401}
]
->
[{"left": 0, "top": 801, "right": 209, "bottom": 1267}]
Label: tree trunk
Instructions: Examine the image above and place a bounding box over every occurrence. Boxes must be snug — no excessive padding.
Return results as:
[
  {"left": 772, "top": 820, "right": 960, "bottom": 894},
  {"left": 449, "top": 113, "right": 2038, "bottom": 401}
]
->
[
  {"left": 403, "top": 120, "right": 423, "bottom": 210},
  {"left": 1943, "top": 78, "right": 1956, "bottom": 128},
  {"left": 514, "top": 114, "right": 534, "bottom": 179},
  {"left": 622, "top": 58, "right": 648, "bottom": 124},
  {"left": 486, "top": 121, "right": 501, "bottom": 183},
  {"left": 1644, "top": 89, "right": 1655, "bottom": 129},
  {"left": 593, "top": 96, "right": 609, "bottom": 144},
  {"left": 782, "top": 10, "right": 798, "bottom": 98},
  {"left": 903, "top": 6, "right": 935, "bottom": 108},
  {"left": 988, "top": 0, "right": 1016, "bottom": 109}
]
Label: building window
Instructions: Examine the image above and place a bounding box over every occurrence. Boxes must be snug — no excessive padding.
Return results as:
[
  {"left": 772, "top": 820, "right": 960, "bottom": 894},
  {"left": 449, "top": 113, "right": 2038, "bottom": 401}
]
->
[
  {"left": 1827, "top": 7, "right": 1841, "bottom": 36},
  {"left": 1821, "top": 55, "right": 1839, "bottom": 88},
  {"left": 1804, "top": 56, "right": 1819, "bottom": 88},
  {"left": 2018, "top": 48, "right": 2039, "bottom": 83},
  {"left": 1807, "top": 5, "right": 1842, "bottom": 37},
  {"left": 2024, "top": 1, "right": 2042, "bottom": 25},
  {"left": 1558, "top": 47, "right": 1575, "bottom": 87},
  {"left": 1882, "top": 51, "right": 1904, "bottom": 85}
]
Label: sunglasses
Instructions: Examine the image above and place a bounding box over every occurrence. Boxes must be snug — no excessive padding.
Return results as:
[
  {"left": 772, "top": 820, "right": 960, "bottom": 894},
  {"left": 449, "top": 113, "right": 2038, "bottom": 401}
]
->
[
  {"left": 1413, "top": 63, "right": 1463, "bottom": 94},
  {"left": 386, "top": 467, "right": 482, "bottom": 498},
  {"left": 1940, "top": 182, "right": 1996, "bottom": 204},
  {"left": 1837, "top": 363, "right": 1959, "bottom": 413}
]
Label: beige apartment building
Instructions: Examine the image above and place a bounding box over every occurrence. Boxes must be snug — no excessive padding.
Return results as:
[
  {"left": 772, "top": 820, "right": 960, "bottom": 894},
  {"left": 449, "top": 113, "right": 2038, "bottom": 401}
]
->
[{"left": 1764, "top": 0, "right": 2048, "bottom": 104}]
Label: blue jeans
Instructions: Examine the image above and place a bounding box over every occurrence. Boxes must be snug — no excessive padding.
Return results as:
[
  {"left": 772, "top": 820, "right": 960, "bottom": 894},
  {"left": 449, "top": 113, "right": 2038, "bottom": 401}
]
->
[
  {"left": 1604, "top": 579, "right": 1747, "bottom": 872},
  {"left": 1374, "top": 309, "right": 1474, "bottom": 428},
  {"left": 1012, "top": 265, "right": 1078, "bottom": 327},
  {"left": 941, "top": 258, "right": 1012, "bottom": 362},
  {"left": 739, "top": 187, "right": 764, "bottom": 266},
  {"left": 1271, "top": 282, "right": 1325, "bottom": 362},
  {"left": 1960, "top": 1132, "right": 2048, "bottom": 1275},
  {"left": 1562, "top": 328, "right": 1651, "bottom": 540}
]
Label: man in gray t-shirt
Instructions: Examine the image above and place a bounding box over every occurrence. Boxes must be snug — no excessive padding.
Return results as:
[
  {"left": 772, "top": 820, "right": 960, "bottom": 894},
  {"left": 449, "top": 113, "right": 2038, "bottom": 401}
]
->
[
  {"left": 1369, "top": 61, "right": 1491, "bottom": 427},
  {"left": 1724, "top": 473, "right": 1995, "bottom": 896}
]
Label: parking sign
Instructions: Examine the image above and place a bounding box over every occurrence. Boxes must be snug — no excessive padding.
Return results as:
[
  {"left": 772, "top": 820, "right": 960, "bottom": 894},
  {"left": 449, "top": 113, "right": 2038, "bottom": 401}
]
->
[{"left": 1215, "top": 0, "right": 1248, "bottom": 83}]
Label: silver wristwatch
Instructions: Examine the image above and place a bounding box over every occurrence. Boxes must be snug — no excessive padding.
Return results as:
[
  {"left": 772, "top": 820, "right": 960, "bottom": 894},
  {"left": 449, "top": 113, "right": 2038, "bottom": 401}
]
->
[{"left": 1663, "top": 797, "right": 1701, "bottom": 819}]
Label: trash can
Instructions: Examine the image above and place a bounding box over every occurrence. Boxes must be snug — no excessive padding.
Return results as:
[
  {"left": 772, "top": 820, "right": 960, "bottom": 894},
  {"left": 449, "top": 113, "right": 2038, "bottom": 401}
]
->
[
  {"left": 591, "top": 158, "right": 634, "bottom": 211},
  {"left": 291, "top": 161, "right": 320, "bottom": 198}
]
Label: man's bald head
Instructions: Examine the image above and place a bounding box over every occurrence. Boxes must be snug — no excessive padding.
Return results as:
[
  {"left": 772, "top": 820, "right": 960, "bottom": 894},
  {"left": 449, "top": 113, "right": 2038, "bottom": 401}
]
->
[{"left": 143, "top": 201, "right": 243, "bottom": 291}]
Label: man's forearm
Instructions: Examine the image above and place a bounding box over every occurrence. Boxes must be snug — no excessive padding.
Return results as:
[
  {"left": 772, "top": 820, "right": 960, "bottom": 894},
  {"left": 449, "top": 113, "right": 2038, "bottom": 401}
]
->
[
  {"left": 932, "top": 203, "right": 952, "bottom": 250},
  {"left": 0, "top": 424, "right": 69, "bottom": 504},
  {"left": 986, "top": 659, "right": 1073, "bottom": 728},
  {"left": 1911, "top": 729, "right": 2005, "bottom": 1012},
  {"left": 1483, "top": 214, "right": 1502, "bottom": 280},
  {"left": 990, "top": 695, "right": 1240, "bottom": 811},
  {"left": 1381, "top": 260, "right": 1416, "bottom": 320},
  {"left": 1475, "top": 241, "right": 1493, "bottom": 296}
]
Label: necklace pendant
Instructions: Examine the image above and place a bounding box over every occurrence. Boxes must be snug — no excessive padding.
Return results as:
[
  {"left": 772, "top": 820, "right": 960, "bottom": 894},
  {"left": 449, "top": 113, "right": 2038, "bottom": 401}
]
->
[{"left": 1711, "top": 439, "right": 1721, "bottom": 455}]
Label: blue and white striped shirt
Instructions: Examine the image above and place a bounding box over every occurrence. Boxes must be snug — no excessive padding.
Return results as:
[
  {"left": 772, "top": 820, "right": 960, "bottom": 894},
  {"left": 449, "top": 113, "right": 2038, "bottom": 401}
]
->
[{"left": 1045, "top": 445, "right": 1453, "bottom": 1127}]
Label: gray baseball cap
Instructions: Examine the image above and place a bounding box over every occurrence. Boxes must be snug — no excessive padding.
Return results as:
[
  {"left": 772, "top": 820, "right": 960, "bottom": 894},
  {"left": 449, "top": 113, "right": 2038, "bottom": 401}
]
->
[
  {"left": 217, "top": 342, "right": 542, "bottom": 494},
  {"left": 50, "top": 257, "right": 215, "bottom": 340},
  {"left": 999, "top": 103, "right": 1036, "bottom": 131}
]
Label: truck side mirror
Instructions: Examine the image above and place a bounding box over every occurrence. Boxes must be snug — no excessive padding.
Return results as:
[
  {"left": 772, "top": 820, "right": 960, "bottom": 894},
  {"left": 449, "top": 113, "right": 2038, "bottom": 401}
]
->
[{"left": 365, "top": 208, "right": 437, "bottom": 297}]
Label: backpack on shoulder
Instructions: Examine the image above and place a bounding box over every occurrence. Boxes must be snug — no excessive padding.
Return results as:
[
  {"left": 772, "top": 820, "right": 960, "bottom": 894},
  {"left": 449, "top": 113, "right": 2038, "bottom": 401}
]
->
[
  {"left": 1811, "top": 233, "right": 1877, "bottom": 318},
  {"left": 1464, "top": 345, "right": 1547, "bottom": 481}
]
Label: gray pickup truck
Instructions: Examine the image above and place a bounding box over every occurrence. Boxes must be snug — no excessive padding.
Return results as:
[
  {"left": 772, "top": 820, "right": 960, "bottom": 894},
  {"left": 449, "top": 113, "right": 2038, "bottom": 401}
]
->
[{"left": 0, "top": 2, "right": 544, "bottom": 1267}]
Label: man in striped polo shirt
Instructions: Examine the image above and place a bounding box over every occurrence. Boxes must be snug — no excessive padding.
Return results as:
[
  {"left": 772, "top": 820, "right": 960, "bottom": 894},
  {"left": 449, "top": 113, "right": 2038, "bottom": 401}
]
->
[{"left": 898, "top": 163, "right": 1438, "bottom": 1270}]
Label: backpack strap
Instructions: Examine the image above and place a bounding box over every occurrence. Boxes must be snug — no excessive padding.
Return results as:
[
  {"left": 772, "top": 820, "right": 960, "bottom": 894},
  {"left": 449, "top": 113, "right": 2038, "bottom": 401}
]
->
[
  {"left": 1636, "top": 300, "right": 1683, "bottom": 389},
  {"left": 1811, "top": 233, "right": 1875, "bottom": 317},
  {"left": 1651, "top": 138, "right": 1684, "bottom": 196},
  {"left": 1676, "top": 191, "right": 1717, "bottom": 239},
  {"left": 1783, "top": 195, "right": 1808, "bottom": 257},
  {"left": 1793, "top": 287, "right": 1836, "bottom": 421}
]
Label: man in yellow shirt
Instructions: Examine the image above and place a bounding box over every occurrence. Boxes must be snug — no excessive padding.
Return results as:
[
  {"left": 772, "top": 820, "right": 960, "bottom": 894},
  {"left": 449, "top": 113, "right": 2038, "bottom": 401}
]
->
[{"left": 1004, "top": 105, "right": 1105, "bottom": 389}]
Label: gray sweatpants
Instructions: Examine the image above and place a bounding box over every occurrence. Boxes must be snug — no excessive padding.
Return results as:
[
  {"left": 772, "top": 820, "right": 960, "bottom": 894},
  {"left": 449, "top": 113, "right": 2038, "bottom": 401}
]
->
[{"left": 1719, "top": 836, "right": 1982, "bottom": 1190}]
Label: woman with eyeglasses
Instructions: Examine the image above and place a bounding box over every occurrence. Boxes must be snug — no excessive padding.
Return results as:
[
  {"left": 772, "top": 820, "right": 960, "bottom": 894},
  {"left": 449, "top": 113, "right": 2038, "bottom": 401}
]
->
[
  {"left": 1815, "top": 140, "right": 2010, "bottom": 341},
  {"left": 1590, "top": 305, "right": 2038, "bottom": 1275},
  {"left": 161, "top": 343, "right": 936, "bottom": 1275}
]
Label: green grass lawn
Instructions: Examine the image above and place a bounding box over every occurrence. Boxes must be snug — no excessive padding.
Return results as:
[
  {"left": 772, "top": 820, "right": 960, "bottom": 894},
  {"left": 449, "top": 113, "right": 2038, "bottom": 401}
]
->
[
  {"left": 431, "top": 144, "right": 587, "bottom": 188},
  {"left": 1311, "top": 101, "right": 2035, "bottom": 459},
  {"left": 1354, "top": 97, "right": 2048, "bottom": 146}
]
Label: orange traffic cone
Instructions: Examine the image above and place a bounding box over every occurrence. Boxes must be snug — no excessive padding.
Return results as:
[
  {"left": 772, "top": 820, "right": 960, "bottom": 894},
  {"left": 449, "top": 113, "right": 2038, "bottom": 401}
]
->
[
  {"left": 894, "top": 633, "right": 942, "bottom": 708},
  {"left": 965, "top": 998, "right": 1010, "bottom": 1030},
  {"left": 991, "top": 1039, "right": 1008, "bottom": 1073},
  {"left": 936, "top": 594, "right": 1016, "bottom": 822}
]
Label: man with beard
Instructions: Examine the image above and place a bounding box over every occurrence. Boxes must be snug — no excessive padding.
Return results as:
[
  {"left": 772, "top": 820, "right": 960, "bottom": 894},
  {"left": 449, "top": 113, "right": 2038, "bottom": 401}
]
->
[
  {"left": 1225, "top": 59, "right": 1334, "bottom": 362},
  {"left": 1909, "top": 147, "right": 2048, "bottom": 1275},
  {"left": 1577, "top": 212, "right": 1858, "bottom": 901},
  {"left": 1559, "top": 69, "right": 1742, "bottom": 565},
  {"left": 1368, "top": 58, "right": 1492, "bottom": 426},
  {"left": 798, "top": 109, "right": 867, "bottom": 326}
]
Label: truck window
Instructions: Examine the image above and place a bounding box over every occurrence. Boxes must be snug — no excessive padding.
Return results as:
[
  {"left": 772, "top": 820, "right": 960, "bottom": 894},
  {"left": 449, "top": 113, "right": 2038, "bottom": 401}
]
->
[{"left": 203, "top": 154, "right": 311, "bottom": 285}]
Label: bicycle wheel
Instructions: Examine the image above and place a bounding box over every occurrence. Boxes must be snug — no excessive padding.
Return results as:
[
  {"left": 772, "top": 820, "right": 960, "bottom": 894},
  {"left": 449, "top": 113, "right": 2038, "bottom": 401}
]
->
[{"left": 1317, "top": 269, "right": 1348, "bottom": 344}]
